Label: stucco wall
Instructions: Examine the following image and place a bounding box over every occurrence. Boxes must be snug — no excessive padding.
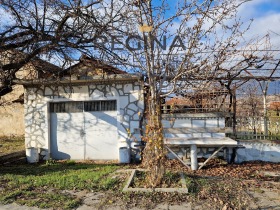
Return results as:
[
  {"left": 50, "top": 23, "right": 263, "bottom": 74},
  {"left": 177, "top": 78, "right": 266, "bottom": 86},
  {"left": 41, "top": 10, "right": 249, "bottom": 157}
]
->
[
  {"left": 236, "top": 140, "right": 280, "bottom": 163},
  {"left": 24, "top": 80, "right": 144, "bottom": 160}
]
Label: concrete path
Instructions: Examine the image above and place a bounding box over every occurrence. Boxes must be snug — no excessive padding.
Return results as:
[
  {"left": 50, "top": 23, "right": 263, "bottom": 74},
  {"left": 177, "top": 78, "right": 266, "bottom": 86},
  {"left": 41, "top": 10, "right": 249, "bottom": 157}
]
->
[
  {"left": 0, "top": 203, "right": 43, "bottom": 210},
  {"left": 0, "top": 187, "right": 279, "bottom": 210},
  {"left": 0, "top": 203, "right": 200, "bottom": 210}
]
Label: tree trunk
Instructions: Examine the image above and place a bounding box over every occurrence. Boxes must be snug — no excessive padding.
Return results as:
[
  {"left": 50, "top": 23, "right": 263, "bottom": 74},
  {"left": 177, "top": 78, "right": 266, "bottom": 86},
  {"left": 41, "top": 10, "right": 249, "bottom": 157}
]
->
[{"left": 142, "top": 78, "right": 165, "bottom": 187}]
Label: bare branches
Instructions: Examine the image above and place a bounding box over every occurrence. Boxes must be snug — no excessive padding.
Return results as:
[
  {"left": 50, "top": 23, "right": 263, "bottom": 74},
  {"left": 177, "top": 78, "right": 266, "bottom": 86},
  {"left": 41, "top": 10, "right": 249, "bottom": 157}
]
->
[{"left": 0, "top": 0, "right": 127, "bottom": 97}]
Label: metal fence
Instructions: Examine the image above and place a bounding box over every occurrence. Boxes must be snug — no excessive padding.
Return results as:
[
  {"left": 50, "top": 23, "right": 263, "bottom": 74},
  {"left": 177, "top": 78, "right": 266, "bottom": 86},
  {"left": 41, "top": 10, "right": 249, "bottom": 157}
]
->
[
  {"left": 234, "top": 116, "right": 280, "bottom": 140},
  {"left": 161, "top": 81, "right": 280, "bottom": 141}
]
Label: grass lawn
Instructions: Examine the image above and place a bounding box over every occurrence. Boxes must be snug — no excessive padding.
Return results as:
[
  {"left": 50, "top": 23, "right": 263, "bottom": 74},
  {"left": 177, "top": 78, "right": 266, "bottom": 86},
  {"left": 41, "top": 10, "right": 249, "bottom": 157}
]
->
[
  {"left": 0, "top": 159, "right": 279, "bottom": 210},
  {"left": 0, "top": 161, "right": 123, "bottom": 209}
]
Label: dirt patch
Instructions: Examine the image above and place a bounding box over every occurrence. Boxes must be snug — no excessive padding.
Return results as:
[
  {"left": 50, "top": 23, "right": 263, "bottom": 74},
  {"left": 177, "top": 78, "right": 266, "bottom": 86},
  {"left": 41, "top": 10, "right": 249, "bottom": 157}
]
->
[
  {"left": 164, "top": 158, "right": 280, "bottom": 181},
  {"left": 131, "top": 170, "right": 183, "bottom": 188},
  {"left": 105, "top": 159, "right": 280, "bottom": 209}
]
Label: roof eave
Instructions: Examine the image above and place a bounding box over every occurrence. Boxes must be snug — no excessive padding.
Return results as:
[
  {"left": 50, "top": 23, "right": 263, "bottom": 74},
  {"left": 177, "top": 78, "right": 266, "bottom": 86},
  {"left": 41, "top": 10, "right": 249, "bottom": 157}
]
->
[{"left": 14, "top": 74, "right": 143, "bottom": 87}]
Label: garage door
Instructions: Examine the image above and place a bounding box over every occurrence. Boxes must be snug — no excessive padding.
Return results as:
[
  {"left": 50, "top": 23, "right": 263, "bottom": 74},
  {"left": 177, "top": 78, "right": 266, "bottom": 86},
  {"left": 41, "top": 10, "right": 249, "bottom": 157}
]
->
[{"left": 50, "top": 100, "right": 118, "bottom": 160}]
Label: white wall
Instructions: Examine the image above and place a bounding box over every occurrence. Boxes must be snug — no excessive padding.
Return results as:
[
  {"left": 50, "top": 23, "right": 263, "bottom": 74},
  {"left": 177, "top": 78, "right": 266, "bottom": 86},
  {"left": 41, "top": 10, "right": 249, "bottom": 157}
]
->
[
  {"left": 236, "top": 140, "right": 280, "bottom": 163},
  {"left": 162, "top": 114, "right": 226, "bottom": 138},
  {"left": 24, "top": 81, "right": 144, "bottom": 160}
]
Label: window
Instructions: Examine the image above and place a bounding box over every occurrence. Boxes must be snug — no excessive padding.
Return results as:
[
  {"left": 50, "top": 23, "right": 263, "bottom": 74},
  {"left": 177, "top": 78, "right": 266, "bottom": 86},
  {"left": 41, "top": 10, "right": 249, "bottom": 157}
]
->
[
  {"left": 84, "top": 101, "right": 100, "bottom": 112},
  {"left": 85, "top": 100, "right": 116, "bottom": 111},
  {"left": 50, "top": 100, "right": 117, "bottom": 113},
  {"left": 50, "top": 102, "right": 83, "bottom": 113}
]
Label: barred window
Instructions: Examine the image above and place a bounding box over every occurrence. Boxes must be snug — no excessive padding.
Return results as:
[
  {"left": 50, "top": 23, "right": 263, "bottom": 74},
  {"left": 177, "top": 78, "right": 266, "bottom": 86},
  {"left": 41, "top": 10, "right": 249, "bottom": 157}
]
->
[
  {"left": 50, "top": 100, "right": 116, "bottom": 113},
  {"left": 85, "top": 100, "right": 116, "bottom": 111},
  {"left": 84, "top": 101, "right": 100, "bottom": 112},
  {"left": 50, "top": 102, "right": 83, "bottom": 113}
]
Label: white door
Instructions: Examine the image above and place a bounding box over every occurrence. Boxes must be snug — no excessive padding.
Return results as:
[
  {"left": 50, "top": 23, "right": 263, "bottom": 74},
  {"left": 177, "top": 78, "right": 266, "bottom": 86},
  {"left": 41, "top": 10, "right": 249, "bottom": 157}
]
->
[
  {"left": 84, "top": 111, "right": 118, "bottom": 160},
  {"left": 50, "top": 112, "right": 85, "bottom": 159},
  {"left": 50, "top": 100, "right": 118, "bottom": 160}
]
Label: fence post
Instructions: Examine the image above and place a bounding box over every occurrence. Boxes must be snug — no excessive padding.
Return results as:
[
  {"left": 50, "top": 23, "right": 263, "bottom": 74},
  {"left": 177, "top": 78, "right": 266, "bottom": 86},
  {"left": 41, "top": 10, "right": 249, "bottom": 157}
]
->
[{"left": 190, "top": 144, "right": 198, "bottom": 170}]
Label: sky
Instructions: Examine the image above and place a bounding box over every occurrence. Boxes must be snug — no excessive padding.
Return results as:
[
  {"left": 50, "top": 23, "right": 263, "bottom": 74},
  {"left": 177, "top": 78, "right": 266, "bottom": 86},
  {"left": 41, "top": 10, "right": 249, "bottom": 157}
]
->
[
  {"left": 1, "top": 0, "right": 280, "bottom": 48},
  {"left": 1, "top": 0, "right": 280, "bottom": 64},
  {"left": 233, "top": 0, "right": 280, "bottom": 94},
  {"left": 151, "top": 0, "right": 280, "bottom": 94},
  {"left": 237, "top": 0, "right": 280, "bottom": 47},
  {"left": 1, "top": 0, "right": 280, "bottom": 93}
]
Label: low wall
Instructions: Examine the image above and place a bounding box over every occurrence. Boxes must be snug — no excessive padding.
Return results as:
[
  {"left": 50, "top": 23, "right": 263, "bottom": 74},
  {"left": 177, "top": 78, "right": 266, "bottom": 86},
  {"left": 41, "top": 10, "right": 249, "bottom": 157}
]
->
[{"left": 235, "top": 140, "right": 280, "bottom": 163}]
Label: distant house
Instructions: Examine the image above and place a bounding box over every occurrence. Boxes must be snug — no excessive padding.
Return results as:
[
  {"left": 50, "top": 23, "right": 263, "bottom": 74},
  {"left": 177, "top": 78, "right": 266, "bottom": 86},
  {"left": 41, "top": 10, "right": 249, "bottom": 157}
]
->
[
  {"left": 163, "top": 89, "right": 229, "bottom": 114},
  {"left": 269, "top": 101, "right": 280, "bottom": 116},
  {"left": 62, "top": 55, "right": 127, "bottom": 79},
  {"left": 19, "top": 55, "right": 144, "bottom": 161}
]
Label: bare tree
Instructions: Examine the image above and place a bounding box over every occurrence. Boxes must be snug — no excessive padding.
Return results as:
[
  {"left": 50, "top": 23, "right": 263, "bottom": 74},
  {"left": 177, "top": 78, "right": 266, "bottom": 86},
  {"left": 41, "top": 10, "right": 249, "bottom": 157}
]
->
[
  {"left": 1, "top": 0, "right": 277, "bottom": 186},
  {"left": 81, "top": 0, "right": 276, "bottom": 186},
  {"left": 0, "top": 0, "right": 123, "bottom": 97}
]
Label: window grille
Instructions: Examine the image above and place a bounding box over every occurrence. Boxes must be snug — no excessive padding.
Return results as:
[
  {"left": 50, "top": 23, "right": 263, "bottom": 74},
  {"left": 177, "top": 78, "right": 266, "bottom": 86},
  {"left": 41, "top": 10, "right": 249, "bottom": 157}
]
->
[
  {"left": 50, "top": 100, "right": 116, "bottom": 113},
  {"left": 85, "top": 100, "right": 116, "bottom": 111},
  {"left": 84, "top": 101, "right": 100, "bottom": 112},
  {"left": 50, "top": 102, "right": 83, "bottom": 113}
]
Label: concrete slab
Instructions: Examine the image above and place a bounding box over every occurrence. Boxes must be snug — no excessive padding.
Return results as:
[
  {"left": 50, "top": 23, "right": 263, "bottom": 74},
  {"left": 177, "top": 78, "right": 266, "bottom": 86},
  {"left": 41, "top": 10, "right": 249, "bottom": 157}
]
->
[
  {"left": 153, "top": 204, "right": 168, "bottom": 210},
  {"left": 76, "top": 205, "right": 96, "bottom": 210},
  {"left": 164, "top": 137, "right": 238, "bottom": 146},
  {"left": 169, "top": 203, "right": 192, "bottom": 210},
  {"left": 0, "top": 203, "right": 46, "bottom": 210},
  {"left": 248, "top": 188, "right": 280, "bottom": 210}
]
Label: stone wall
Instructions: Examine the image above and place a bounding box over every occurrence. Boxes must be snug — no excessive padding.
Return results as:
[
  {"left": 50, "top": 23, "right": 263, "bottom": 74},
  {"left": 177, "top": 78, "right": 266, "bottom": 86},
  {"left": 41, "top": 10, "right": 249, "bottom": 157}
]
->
[
  {"left": 235, "top": 140, "right": 280, "bottom": 163},
  {"left": 24, "top": 79, "right": 144, "bottom": 159}
]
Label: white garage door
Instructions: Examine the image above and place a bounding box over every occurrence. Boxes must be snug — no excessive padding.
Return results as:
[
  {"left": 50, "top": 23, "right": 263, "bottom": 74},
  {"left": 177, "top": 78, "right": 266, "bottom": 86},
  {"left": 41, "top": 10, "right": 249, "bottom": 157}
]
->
[{"left": 50, "top": 100, "right": 118, "bottom": 160}]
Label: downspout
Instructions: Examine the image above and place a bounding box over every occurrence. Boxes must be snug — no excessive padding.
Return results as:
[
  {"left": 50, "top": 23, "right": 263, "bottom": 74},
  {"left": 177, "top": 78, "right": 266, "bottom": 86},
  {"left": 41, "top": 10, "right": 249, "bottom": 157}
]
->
[{"left": 47, "top": 102, "right": 51, "bottom": 159}]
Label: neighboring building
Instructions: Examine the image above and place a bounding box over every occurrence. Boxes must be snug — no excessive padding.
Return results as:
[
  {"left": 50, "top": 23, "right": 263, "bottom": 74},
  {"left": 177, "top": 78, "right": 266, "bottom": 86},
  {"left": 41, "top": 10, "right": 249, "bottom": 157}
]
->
[
  {"left": 0, "top": 85, "right": 25, "bottom": 136},
  {"left": 0, "top": 51, "right": 61, "bottom": 137},
  {"left": 269, "top": 101, "right": 280, "bottom": 115},
  {"left": 62, "top": 55, "right": 127, "bottom": 79}
]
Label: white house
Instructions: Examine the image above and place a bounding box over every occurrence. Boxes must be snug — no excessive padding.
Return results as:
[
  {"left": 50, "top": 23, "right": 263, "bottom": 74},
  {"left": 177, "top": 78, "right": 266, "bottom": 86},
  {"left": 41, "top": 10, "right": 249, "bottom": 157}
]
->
[
  {"left": 22, "top": 75, "right": 144, "bottom": 162},
  {"left": 19, "top": 57, "right": 144, "bottom": 162}
]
